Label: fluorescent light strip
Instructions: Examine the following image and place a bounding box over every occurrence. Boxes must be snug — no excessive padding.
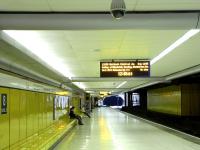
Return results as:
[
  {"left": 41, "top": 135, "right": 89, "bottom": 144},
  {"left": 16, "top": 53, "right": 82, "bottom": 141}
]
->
[
  {"left": 116, "top": 81, "right": 127, "bottom": 88},
  {"left": 151, "top": 29, "right": 200, "bottom": 65},
  {"left": 3, "top": 30, "right": 73, "bottom": 79}
]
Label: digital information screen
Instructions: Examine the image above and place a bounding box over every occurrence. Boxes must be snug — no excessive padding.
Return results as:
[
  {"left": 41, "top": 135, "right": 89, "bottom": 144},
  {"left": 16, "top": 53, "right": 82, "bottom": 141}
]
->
[{"left": 100, "top": 60, "right": 150, "bottom": 77}]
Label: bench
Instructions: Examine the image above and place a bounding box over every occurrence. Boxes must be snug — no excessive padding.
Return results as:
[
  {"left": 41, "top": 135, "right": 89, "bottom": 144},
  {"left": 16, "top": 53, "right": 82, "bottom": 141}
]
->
[{"left": 9, "top": 117, "right": 77, "bottom": 150}]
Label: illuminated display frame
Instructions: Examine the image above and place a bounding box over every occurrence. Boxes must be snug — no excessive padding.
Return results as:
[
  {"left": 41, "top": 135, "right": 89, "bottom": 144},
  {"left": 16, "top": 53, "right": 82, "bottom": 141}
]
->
[{"left": 100, "top": 60, "right": 150, "bottom": 77}]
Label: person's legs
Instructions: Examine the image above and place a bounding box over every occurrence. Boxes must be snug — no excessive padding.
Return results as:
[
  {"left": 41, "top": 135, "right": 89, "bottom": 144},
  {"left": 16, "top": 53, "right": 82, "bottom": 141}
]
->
[
  {"left": 83, "top": 112, "right": 91, "bottom": 118},
  {"left": 75, "top": 115, "right": 84, "bottom": 125}
]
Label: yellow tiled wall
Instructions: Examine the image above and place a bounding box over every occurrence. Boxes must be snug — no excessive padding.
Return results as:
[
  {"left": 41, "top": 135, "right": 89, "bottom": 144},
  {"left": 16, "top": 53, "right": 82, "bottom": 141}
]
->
[
  {"left": 71, "top": 97, "right": 81, "bottom": 114},
  {"left": 0, "top": 86, "right": 71, "bottom": 150},
  {"left": 26, "top": 91, "right": 35, "bottom": 137},
  {"left": 38, "top": 92, "right": 44, "bottom": 131},
  {"left": 0, "top": 87, "right": 9, "bottom": 150},
  {"left": 20, "top": 91, "right": 27, "bottom": 141},
  {"left": 10, "top": 89, "right": 20, "bottom": 146},
  {"left": 147, "top": 85, "right": 181, "bottom": 115}
]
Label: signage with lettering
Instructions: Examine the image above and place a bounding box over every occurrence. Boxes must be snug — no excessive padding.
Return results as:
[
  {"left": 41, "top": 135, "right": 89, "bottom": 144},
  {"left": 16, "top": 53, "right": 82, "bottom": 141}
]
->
[
  {"left": 1, "top": 94, "right": 7, "bottom": 114},
  {"left": 100, "top": 60, "right": 150, "bottom": 77}
]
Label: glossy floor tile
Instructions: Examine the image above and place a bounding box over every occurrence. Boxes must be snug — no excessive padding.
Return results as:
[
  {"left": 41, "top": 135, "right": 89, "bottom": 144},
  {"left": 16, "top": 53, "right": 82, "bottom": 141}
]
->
[{"left": 54, "top": 108, "right": 200, "bottom": 150}]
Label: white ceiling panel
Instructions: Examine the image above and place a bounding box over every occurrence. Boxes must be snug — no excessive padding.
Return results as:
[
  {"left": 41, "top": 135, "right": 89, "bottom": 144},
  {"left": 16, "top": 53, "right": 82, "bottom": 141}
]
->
[
  {"left": 0, "top": 0, "right": 199, "bottom": 12},
  {"left": 151, "top": 32, "right": 200, "bottom": 77},
  {"left": 0, "top": 0, "right": 137, "bottom": 12},
  {"left": 65, "top": 30, "right": 126, "bottom": 41},
  {"left": 123, "top": 30, "right": 188, "bottom": 59},
  {"left": 48, "top": 0, "right": 111, "bottom": 11},
  {"left": 136, "top": 0, "right": 200, "bottom": 11},
  {"left": 0, "top": 0, "right": 50, "bottom": 11},
  {"left": 82, "top": 80, "right": 150, "bottom": 93},
  {"left": 122, "top": 80, "right": 149, "bottom": 88},
  {"left": 2, "top": 30, "right": 188, "bottom": 78},
  {"left": 69, "top": 41, "right": 120, "bottom": 51},
  {"left": 83, "top": 82, "right": 122, "bottom": 88}
]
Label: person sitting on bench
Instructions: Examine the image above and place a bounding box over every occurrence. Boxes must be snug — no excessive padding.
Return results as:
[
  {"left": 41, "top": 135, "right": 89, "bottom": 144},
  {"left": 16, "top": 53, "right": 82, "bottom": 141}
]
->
[
  {"left": 81, "top": 105, "right": 91, "bottom": 118},
  {"left": 69, "top": 106, "right": 84, "bottom": 125}
]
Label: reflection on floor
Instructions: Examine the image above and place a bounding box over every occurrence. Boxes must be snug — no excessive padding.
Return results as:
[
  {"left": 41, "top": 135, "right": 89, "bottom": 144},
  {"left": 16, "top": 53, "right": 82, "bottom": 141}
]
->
[{"left": 54, "top": 108, "right": 200, "bottom": 150}]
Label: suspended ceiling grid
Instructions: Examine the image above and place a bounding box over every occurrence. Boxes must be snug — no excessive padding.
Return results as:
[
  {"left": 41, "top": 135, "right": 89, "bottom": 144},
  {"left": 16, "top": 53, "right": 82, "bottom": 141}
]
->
[
  {"left": 0, "top": 0, "right": 200, "bottom": 11},
  {"left": 2, "top": 29, "right": 200, "bottom": 94},
  {"left": 5, "top": 30, "right": 186, "bottom": 78}
]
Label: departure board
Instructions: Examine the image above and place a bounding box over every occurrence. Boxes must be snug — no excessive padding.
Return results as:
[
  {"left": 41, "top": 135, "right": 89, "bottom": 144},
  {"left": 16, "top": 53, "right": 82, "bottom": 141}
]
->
[{"left": 100, "top": 60, "right": 150, "bottom": 77}]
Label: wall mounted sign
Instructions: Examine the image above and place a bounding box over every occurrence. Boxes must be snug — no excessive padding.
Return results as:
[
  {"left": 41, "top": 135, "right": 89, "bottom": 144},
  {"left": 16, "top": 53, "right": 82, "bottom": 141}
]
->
[
  {"left": 100, "top": 60, "right": 150, "bottom": 77},
  {"left": 1, "top": 94, "right": 7, "bottom": 114}
]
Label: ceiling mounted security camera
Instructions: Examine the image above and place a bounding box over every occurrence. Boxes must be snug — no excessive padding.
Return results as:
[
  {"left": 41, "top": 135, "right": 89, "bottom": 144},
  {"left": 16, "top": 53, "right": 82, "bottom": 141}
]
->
[{"left": 110, "top": 0, "right": 126, "bottom": 19}]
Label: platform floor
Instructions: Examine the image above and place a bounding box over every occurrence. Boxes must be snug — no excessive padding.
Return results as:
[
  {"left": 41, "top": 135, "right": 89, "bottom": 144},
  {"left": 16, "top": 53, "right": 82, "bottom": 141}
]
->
[{"left": 54, "top": 108, "right": 200, "bottom": 150}]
